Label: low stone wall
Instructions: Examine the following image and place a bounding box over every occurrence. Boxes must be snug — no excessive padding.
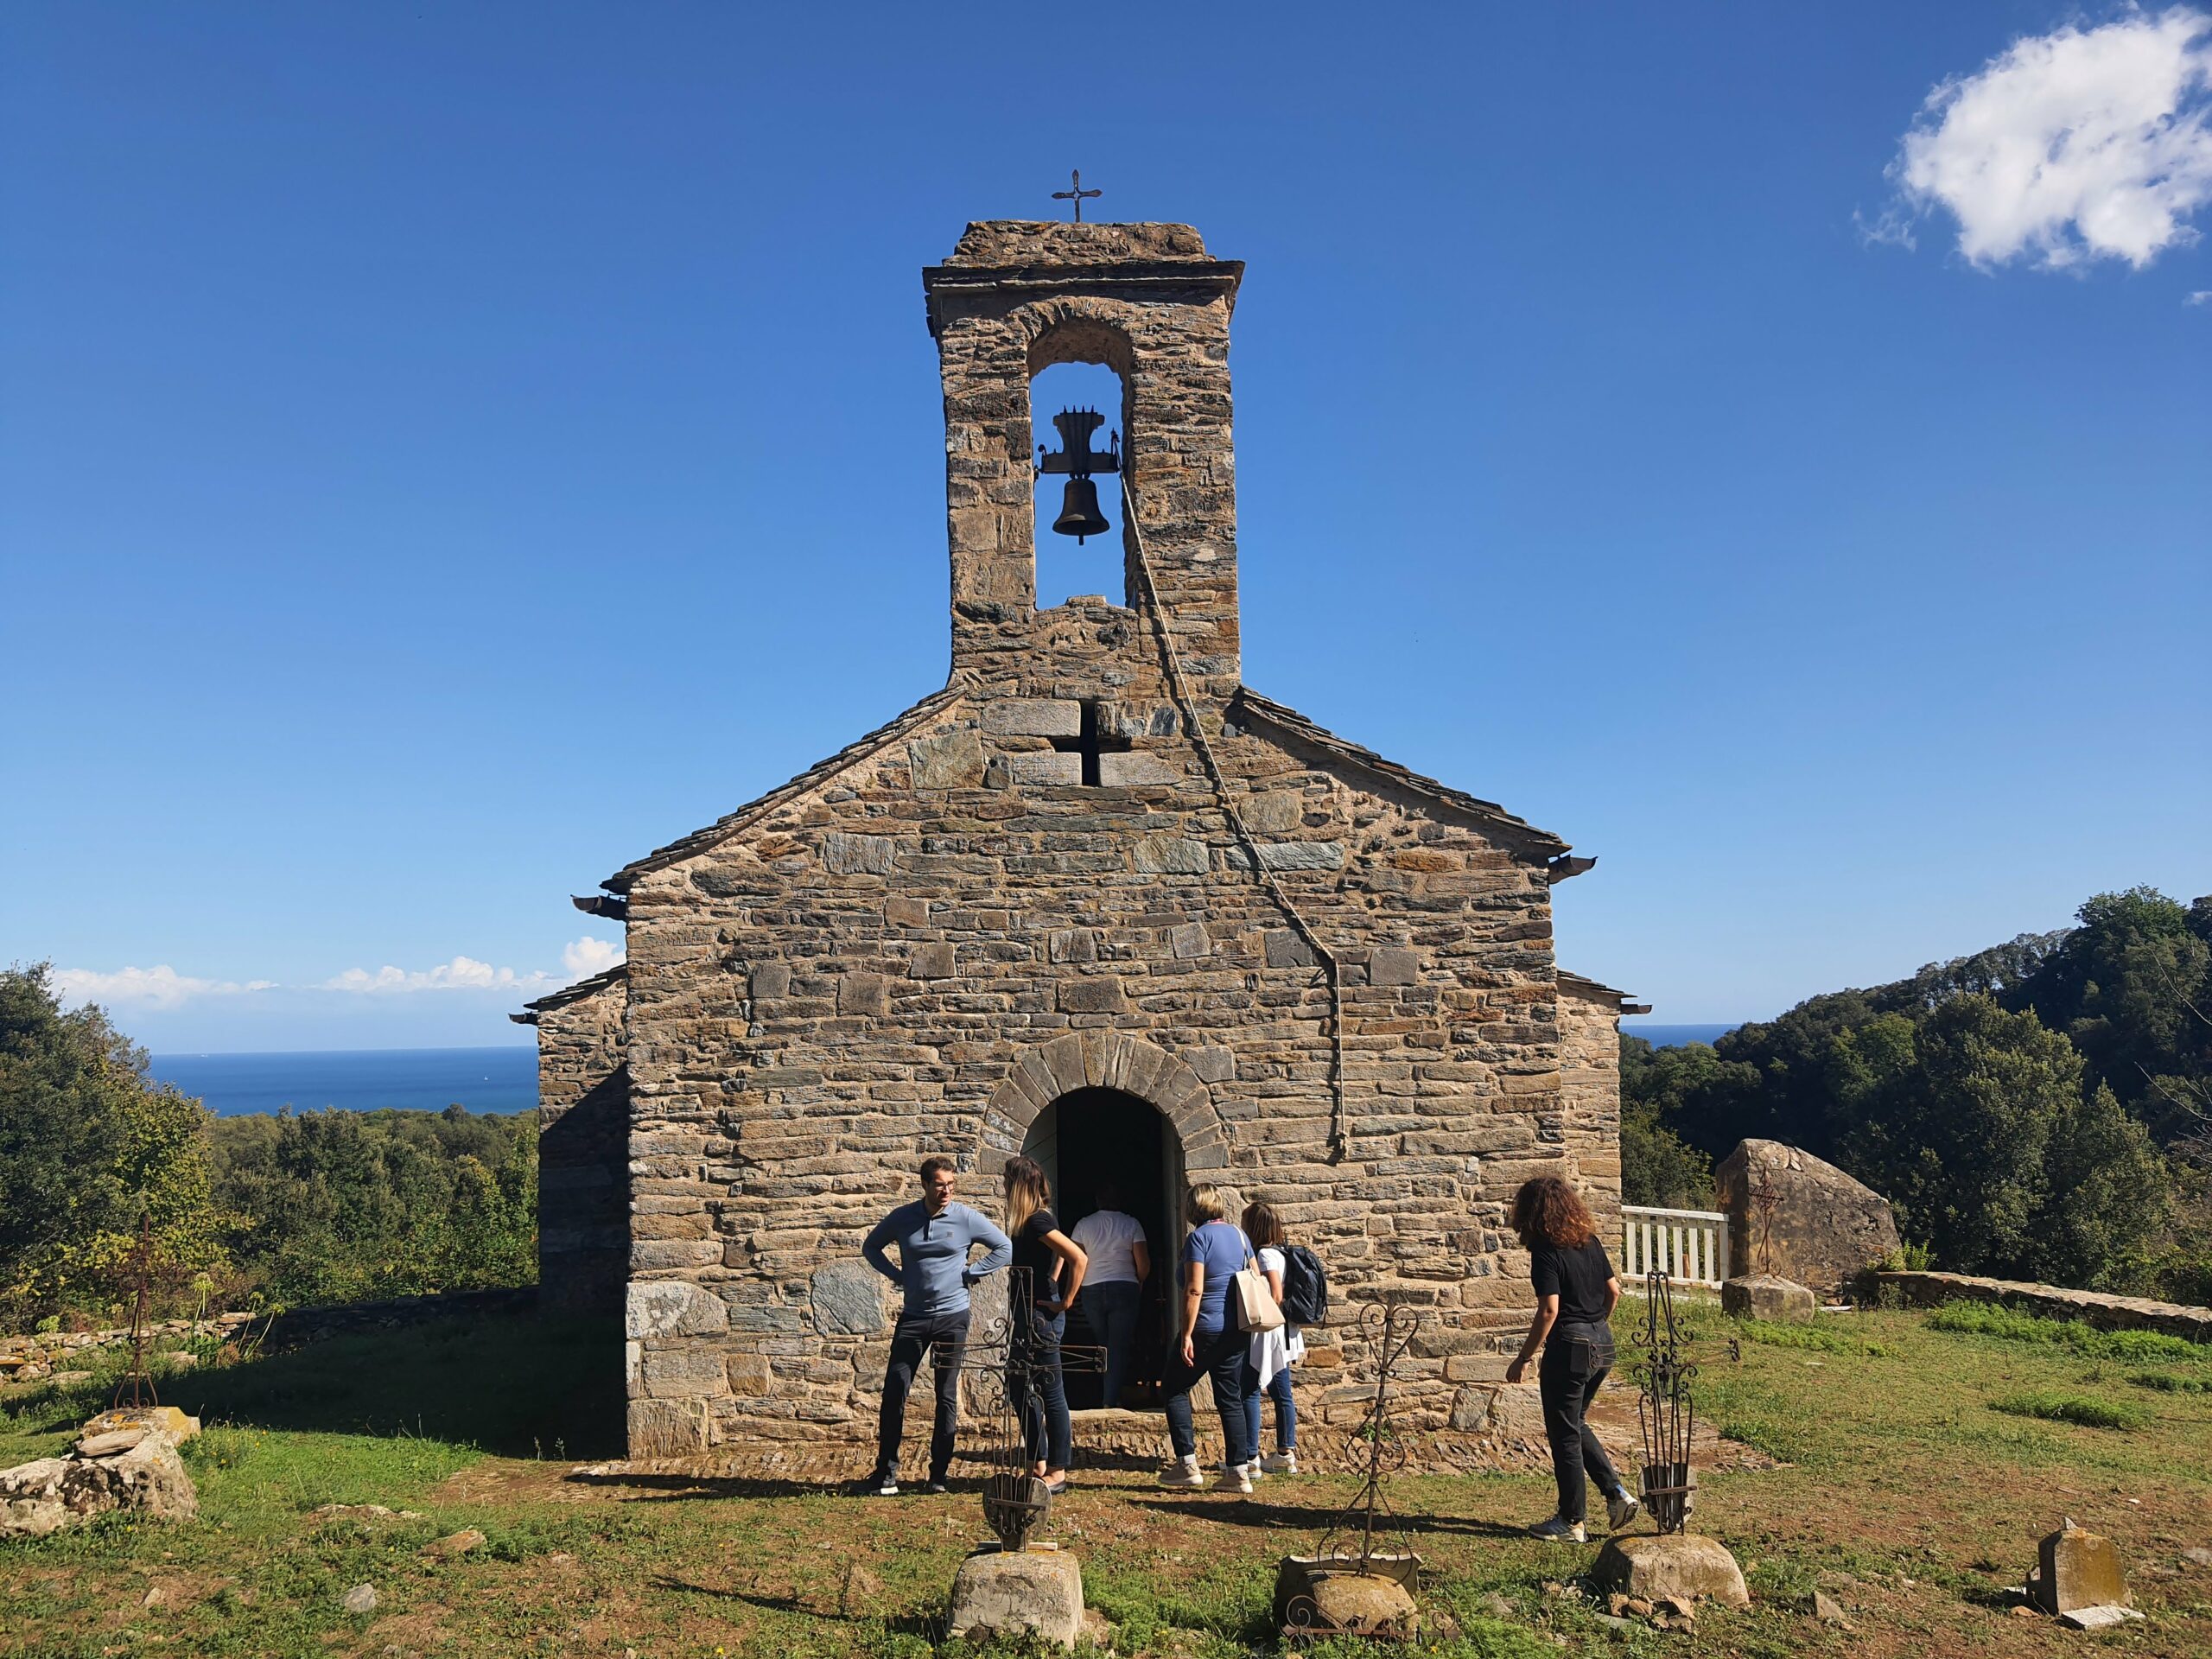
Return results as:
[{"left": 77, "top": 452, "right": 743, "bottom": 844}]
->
[
  {"left": 1878, "top": 1271, "right": 2212, "bottom": 1342},
  {"left": 0, "top": 1287, "right": 541, "bottom": 1383}
]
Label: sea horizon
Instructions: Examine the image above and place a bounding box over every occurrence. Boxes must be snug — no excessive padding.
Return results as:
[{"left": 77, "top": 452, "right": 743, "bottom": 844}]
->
[{"left": 149, "top": 1045, "right": 538, "bottom": 1117}]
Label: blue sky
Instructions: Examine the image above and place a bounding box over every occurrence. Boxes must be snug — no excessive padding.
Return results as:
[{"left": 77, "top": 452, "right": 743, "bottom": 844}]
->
[{"left": 3, "top": 3, "right": 2207, "bottom": 1052}]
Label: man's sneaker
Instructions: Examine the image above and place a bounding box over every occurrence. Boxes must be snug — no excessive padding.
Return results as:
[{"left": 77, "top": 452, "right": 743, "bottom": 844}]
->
[
  {"left": 1605, "top": 1490, "right": 1640, "bottom": 1532},
  {"left": 1260, "top": 1451, "right": 1299, "bottom": 1475},
  {"left": 1529, "top": 1515, "right": 1586, "bottom": 1543},
  {"left": 923, "top": 1479, "right": 951, "bottom": 1496},
  {"left": 849, "top": 1472, "right": 899, "bottom": 1497},
  {"left": 1156, "top": 1456, "right": 1207, "bottom": 1490},
  {"left": 1228, "top": 1462, "right": 1255, "bottom": 1495}
]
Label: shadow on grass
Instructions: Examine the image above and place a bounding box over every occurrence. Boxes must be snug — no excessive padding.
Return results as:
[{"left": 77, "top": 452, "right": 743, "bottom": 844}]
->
[
  {"left": 1126, "top": 1495, "right": 1530, "bottom": 1539},
  {"left": 569, "top": 1471, "right": 837, "bottom": 1501},
  {"left": 87, "top": 1307, "right": 626, "bottom": 1459}
]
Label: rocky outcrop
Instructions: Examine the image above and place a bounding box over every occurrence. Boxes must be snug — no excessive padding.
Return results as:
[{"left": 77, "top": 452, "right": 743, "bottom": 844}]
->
[
  {"left": 0, "top": 1416, "right": 199, "bottom": 1539},
  {"left": 1716, "top": 1141, "right": 1899, "bottom": 1295}
]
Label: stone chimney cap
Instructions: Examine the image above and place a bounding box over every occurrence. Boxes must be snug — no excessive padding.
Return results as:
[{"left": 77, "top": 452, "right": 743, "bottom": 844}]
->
[{"left": 944, "top": 220, "right": 1213, "bottom": 267}]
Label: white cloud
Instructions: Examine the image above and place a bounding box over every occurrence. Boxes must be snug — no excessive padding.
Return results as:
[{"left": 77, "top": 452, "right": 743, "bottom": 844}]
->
[
  {"left": 53, "top": 965, "right": 276, "bottom": 1009},
  {"left": 321, "top": 957, "right": 560, "bottom": 995},
  {"left": 2189, "top": 287, "right": 2212, "bottom": 301},
  {"left": 1884, "top": 9, "right": 2212, "bottom": 270},
  {"left": 562, "top": 936, "right": 625, "bottom": 980}
]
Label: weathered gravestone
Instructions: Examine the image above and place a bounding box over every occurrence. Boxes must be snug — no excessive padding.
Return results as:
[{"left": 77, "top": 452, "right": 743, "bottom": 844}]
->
[
  {"left": 2031, "top": 1520, "right": 2131, "bottom": 1616},
  {"left": 1716, "top": 1141, "right": 1900, "bottom": 1295}
]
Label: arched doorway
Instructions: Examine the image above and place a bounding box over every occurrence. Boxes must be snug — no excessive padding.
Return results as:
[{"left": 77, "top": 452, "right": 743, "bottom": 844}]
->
[{"left": 1021, "top": 1086, "right": 1185, "bottom": 1409}]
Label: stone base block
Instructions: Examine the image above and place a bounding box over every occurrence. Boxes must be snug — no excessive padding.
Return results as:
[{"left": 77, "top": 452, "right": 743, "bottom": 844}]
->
[
  {"left": 1274, "top": 1554, "right": 1421, "bottom": 1637},
  {"left": 1720, "top": 1274, "right": 1816, "bottom": 1323},
  {"left": 1591, "top": 1534, "right": 1750, "bottom": 1610},
  {"left": 948, "top": 1545, "right": 1084, "bottom": 1649},
  {"left": 0, "top": 1437, "right": 197, "bottom": 1539}
]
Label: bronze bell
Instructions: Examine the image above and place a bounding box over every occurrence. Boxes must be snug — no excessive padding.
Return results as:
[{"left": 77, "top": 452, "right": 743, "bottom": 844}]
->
[{"left": 1052, "top": 476, "right": 1109, "bottom": 542}]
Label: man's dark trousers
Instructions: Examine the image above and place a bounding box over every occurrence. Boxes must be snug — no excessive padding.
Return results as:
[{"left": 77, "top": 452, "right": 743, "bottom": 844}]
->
[{"left": 874, "top": 1309, "right": 969, "bottom": 1483}]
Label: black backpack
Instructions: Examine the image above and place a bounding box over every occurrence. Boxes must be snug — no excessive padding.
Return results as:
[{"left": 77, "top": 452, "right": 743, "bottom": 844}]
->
[{"left": 1279, "top": 1243, "right": 1328, "bottom": 1325}]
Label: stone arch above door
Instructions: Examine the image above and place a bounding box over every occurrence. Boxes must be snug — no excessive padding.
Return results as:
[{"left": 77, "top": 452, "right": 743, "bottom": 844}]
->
[{"left": 978, "top": 1032, "right": 1230, "bottom": 1178}]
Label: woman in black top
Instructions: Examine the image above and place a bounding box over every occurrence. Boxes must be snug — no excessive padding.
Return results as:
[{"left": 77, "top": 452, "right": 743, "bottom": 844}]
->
[
  {"left": 1504, "top": 1175, "right": 1639, "bottom": 1541},
  {"left": 1001, "top": 1156, "right": 1087, "bottom": 1492}
]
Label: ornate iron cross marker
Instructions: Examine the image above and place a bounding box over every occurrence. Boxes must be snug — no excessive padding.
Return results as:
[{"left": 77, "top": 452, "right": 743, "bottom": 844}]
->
[{"left": 1052, "top": 169, "right": 1101, "bottom": 223}]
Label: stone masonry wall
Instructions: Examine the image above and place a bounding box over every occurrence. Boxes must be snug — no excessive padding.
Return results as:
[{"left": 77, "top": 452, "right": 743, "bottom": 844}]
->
[
  {"left": 1556, "top": 978, "right": 1627, "bottom": 1240},
  {"left": 531, "top": 970, "right": 629, "bottom": 1321},
  {"left": 618, "top": 655, "right": 1576, "bottom": 1455}
]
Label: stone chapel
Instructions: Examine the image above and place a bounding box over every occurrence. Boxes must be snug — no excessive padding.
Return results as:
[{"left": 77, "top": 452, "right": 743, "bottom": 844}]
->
[{"left": 514, "top": 219, "right": 1644, "bottom": 1459}]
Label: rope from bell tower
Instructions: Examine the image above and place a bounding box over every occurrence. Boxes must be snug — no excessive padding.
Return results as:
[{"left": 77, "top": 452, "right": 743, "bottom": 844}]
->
[{"left": 1121, "top": 476, "right": 1349, "bottom": 1161}]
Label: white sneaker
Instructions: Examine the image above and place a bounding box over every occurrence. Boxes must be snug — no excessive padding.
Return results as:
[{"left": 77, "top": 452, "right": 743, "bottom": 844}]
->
[
  {"left": 1229, "top": 1462, "right": 1254, "bottom": 1494},
  {"left": 1260, "top": 1451, "right": 1299, "bottom": 1475},
  {"left": 1606, "top": 1490, "right": 1640, "bottom": 1532},
  {"left": 1156, "top": 1456, "right": 1206, "bottom": 1490},
  {"left": 1529, "top": 1515, "right": 1586, "bottom": 1543}
]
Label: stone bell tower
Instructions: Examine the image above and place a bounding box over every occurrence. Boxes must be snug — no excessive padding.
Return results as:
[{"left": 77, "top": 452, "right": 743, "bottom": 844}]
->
[{"left": 922, "top": 222, "right": 1245, "bottom": 707}]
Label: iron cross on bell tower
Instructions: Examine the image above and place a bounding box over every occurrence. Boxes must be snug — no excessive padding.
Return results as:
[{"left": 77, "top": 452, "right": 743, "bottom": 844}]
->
[{"left": 1051, "top": 168, "right": 1101, "bottom": 222}]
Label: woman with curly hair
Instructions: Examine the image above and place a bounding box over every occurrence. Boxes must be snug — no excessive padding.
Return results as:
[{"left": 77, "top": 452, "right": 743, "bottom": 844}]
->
[{"left": 1504, "top": 1174, "right": 1639, "bottom": 1542}]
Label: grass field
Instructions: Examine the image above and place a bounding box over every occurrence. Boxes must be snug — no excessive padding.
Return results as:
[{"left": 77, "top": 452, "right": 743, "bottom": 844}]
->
[{"left": 4, "top": 1297, "right": 2211, "bottom": 1657}]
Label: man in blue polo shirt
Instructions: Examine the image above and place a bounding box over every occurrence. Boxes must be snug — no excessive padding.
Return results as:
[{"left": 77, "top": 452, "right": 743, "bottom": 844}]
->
[{"left": 854, "top": 1155, "right": 1011, "bottom": 1495}]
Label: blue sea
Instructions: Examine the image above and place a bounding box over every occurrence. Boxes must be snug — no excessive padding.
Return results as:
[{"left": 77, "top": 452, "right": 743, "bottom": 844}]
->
[
  {"left": 148, "top": 1046, "right": 538, "bottom": 1117},
  {"left": 1622, "top": 1022, "right": 1738, "bottom": 1049}
]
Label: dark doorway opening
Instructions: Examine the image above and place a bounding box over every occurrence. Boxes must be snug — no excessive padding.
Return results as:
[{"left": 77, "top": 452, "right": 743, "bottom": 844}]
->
[{"left": 1021, "top": 1086, "right": 1184, "bottom": 1409}]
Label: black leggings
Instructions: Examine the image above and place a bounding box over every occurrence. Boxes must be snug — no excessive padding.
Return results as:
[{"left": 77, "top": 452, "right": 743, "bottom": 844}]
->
[{"left": 1539, "top": 1320, "right": 1623, "bottom": 1524}]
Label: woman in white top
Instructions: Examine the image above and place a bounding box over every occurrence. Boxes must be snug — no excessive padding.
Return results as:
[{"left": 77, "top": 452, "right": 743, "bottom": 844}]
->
[
  {"left": 1240, "top": 1199, "right": 1302, "bottom": 1475},
  {"left": 1070, "top": 1179, "right": 1149, "bottom": 1408}
]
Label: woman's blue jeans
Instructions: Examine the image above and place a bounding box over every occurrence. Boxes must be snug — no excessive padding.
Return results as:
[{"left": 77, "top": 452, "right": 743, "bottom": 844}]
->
[
  {"left": 1163, "top": 1325, "right": 1252, "bottom": 1466},
  {"left": 1242, "top": 1357, "right": 1296, "bottom": 1453}
]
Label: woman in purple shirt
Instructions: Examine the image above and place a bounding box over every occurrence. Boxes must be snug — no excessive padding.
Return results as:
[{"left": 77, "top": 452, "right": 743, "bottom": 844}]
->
[{"left": 1155, "top": 1184, "right": 1258, "bottom": 1493}]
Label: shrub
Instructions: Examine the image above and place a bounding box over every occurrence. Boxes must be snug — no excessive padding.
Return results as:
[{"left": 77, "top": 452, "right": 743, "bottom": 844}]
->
[{"left": 1925, "top": 1300, "right": 2212, "bottom": 1364}]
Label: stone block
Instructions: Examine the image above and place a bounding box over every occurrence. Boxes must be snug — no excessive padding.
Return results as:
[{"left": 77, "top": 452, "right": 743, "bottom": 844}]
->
[
  {"left": 948, "top": 1547, "right": 1084, "bottom": 1649},
  {"left": 908, "top": 729, "right": 987, "bottom": 790},
  {"left": 1715, "top": 1140, "right": 1899, "bottom": 1294},
  {"left": 1370, "top": 948, "right": 1420, "bottom": 986},
  {"left": 1225, "top": 842, "right": 1345, "bottom": 872},
  {"left": 823, "top": 834, "right": 898, "bottom": 876},
  {"left": 626, "top": 1280, "right": 730, "bottom": 1340},
  {"left": 1049, "top": 928, "right": 1096, "bottom": 963},
  {"left": 1242, "top": 791, "right": 1304, "bottom": 834},
  {"left": 0, "top": 1437, "right": 198, "bottom": 1539},
  {"left": 1007, "top": 752, "right": 1083, "bottom": 786},
  {"left": 1272, "top": 1559, "right": 1421, "bottom": 1637},
  {"left": 627, "top": 1399, "right": 711, "bottom": 1458},
  {"left": 641, "top": 1348, "right": 731, "bottom": 1399},
  {"left": 1265, "top": 929, "right": 1317, "bottom": 969},
  {"left": 840, "top": 973, "right": 889, "bottom": 1017},
  {"left": 1098, "top": 752, "right": 1179, "bottom": 786},
  {"left": 811, "top": 1259, "right": 889, "bottom": 1336},
  {"left": 1591, "top": 1535, "right": 1750, "bottom": 1610},
  {"left": 982, "top": 699, "right": 1081, "bottom": 737},
  {"left": 884, "top": 896, "right": 930, "bottom": 926},
  {"left": 1169, "top": 922, "right": 1210, "bottom": 960},
  {"left": 2034, "top": 1523, "right": 2130, "bottom": 1615},
  {"left": 1058, "top": 977, "right": 1127, "bottom": 1014},
  {"left": 1190, "top": 1046, "right": 1235, "bottom": 1084},
  {"left": 910, "top": 943, "right": 957, "bottom": 979},
  {"left": 750, "top": 962, "right": 791, "bottom": 1000},
  {"left": 727, "top": 1353, "right": 772, "bottom": 1396},
  {"left": 1720, "top": 1274, "right": 1816, "bottom": 1323},
  {"left": 1449, "top": 1383, "right": 1546, "bottom": 1438},
  {"left": 1133, "top": 833, "right": 1209, "bottom": 874}
]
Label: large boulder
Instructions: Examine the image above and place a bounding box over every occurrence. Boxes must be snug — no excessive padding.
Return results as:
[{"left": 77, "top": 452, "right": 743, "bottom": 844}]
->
[
  {"left": 1715, "top": 1141, "right": 1899, "bottom": 1295},
  {"left": 0, "top": 1435, "right": 197, "bottom": 1539}
]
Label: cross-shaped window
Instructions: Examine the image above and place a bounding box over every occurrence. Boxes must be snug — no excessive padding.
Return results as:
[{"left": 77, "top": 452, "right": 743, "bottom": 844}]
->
[{"left": 1048, "top": 701, "right": 1132, "bottom": 786}]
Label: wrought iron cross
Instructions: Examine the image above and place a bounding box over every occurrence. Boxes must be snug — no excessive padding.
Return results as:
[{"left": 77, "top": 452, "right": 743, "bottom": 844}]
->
[{"left": 1052, "top": 169, "right": 1101, "bottom": 223}]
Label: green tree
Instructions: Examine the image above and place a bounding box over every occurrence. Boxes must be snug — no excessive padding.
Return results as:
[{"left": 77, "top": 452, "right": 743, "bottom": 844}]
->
[
  {"left": 2030, "top": 1083, "right": 2173, "bottom": 1290},
  {"left": 0, "top": 964, "right": 230, "bottom": 1320}
]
